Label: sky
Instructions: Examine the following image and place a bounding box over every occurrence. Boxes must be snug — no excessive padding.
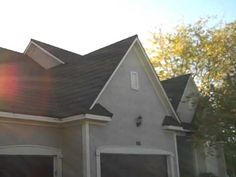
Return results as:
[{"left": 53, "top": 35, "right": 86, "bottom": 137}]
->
[{"left": 0, "top": 0, "right": 235, "bottom": 55}]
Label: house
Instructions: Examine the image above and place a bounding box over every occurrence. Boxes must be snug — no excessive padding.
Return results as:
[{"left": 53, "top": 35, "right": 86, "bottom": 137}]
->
[{"left": 0, "top": 35, "right": 227, "bottom": 177}]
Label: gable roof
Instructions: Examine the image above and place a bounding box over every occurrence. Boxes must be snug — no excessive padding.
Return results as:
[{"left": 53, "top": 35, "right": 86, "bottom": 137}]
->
[
  {"left": 0, "top": 35, "right": 137, "bottom": 118},
  {"left": 161, "top": 74, "right": 191, "bottom": 110}
]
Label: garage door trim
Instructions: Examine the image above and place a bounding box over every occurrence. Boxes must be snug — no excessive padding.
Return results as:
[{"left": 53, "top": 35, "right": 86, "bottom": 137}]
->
[
  {"left": 0, "top": 145, "right": 62, "bottom": 177},
  {"left": 96, "top": 146, "right": 175, "bottom": 177}
]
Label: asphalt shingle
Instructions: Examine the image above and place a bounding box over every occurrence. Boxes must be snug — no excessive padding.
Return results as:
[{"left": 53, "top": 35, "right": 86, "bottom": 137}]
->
[
  {"left": 161, "top": 74, "right": 191, "bottom": 110},
  {"left": 0, "top": 35, "right": 137, "bottom": 118}
]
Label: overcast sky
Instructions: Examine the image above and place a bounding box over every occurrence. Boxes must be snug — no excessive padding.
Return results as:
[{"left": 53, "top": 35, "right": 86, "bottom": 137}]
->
[{"left": 0, "top": 0, "right": 235, "bottom": 55}]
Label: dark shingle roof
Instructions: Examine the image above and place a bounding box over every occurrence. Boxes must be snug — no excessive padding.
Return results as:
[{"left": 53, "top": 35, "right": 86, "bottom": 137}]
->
[
  {"left": 162, "top": 116, "right": 181, "bottom": 127},
  {"left": 88, "top": 104, "right": 113, "bottom": 117},
  {"left": 0, "top": 35, "right": 137, "bottom": 118},
  {"left": 161, "top": 74, "right": 191, "bottom": 110},
  {"left": 31, "top": 39, "right": 82, "bottom": 64},
  {"left": 0, "top": 47, "right": 56, "bottom": 116}
]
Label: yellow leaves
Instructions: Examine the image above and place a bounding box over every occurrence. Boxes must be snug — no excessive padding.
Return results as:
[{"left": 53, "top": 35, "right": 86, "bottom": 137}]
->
[{"left": 146, "top": 18, "right": 236, "bottom": 93}]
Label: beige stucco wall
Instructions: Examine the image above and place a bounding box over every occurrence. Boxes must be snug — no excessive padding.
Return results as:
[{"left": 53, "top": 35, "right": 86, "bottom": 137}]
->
[
  {"left": 0, "top": 120, "right": 61, "bottom": 147},
  {"left": 0, "top": 119, "right": 83, "bottom": 177}
]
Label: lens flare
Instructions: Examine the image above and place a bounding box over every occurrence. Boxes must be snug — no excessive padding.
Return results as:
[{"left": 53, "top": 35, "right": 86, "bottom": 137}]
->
[{"left": 0, "top": 64, "right": 20, "bottom": 102}]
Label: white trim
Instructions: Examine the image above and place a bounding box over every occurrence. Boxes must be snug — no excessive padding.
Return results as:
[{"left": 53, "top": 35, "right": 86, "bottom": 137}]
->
[
  {"left": 61, "top": 114, "right": 85, "bottom": 122},
  {"left": 24, "top": 40, "right": 32, "bottom": 54},
  {"left": 26, "top": 41, "right": 65, "bottom": 64},
  {"left": 97, "top": 146, "right": 174, "bottom": 155},
  {"left": 84, "top": 114, "right": 112, "bottom": 122},
  {"left": 96, "top": 146, "right": 175, "bottom": 177},
  {"left": 0, "top": 145, "right": 62, "bottom": 156},
  {"left": 173, "top": 133, "right": 180, "bottom": 177},
  {"left": 0, "top": 111, "right": 60, "bottom": 123},
  {"left": 0, "top": 145, "right": 62, "bottom": 177},
  {"left": 163, "top": 125, "right": 192, "bottom": 132},
  {"left": 82, "top": 121, "right": 91, "bottom": 177},
  {"left": 0, "top": 111, "right": 112, "bottom": 124},
  {"left": 89, "top": 38, "right": 138, "bottom": 109}
]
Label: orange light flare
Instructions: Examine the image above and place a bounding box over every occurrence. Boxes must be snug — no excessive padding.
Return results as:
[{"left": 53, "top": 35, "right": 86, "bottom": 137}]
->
[{"left": 0, "top": 65, "right": 21, "bottom": 102}]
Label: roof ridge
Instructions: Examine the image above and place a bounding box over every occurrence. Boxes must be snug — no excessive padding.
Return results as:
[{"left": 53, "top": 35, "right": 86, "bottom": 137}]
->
[
  {"left": 84, "top": 35, "right": 138, "bottom": 56},
  {"left": 31, "top": 39, "right": 82, "bottom": 57}
]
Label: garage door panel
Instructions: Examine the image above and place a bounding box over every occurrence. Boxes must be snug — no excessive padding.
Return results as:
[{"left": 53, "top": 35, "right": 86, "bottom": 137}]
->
[
  {"left": 101, "top": 154, "right": 168, "bottom": 177},
  {"left": 0, "top": 155, "right": 53, "bottom": 177}
]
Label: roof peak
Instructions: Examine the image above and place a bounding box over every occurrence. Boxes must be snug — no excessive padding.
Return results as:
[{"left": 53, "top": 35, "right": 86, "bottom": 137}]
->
[{"left": 84, "top": 34, "right": 138, "bottom": 56}]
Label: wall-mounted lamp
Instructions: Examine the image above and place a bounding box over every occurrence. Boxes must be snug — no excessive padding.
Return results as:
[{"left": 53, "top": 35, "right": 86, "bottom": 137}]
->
[{"left": 135, "top": 116, "right": 142, "bottom": 127}]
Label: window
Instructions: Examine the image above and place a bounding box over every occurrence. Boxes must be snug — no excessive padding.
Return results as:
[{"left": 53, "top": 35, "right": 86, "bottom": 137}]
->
[{"left": 130, "top": 71, "right": 139, "bottom": 90}]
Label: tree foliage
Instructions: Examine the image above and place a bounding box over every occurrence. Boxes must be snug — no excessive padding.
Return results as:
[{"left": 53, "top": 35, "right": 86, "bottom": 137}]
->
[
  {"left": 147, "top": 18, "right": 236, "bottom": 94},
  {"left": 147, "top": 18, "right": 236, "bottom": 175}
]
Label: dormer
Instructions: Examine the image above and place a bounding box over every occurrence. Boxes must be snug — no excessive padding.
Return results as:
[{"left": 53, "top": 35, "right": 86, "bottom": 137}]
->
[
  {"left": 161, "top": 74, "right": 199, "bottom": 123},
  {"left": 24, "top": 39, "right": 64, "bottom": 69}
]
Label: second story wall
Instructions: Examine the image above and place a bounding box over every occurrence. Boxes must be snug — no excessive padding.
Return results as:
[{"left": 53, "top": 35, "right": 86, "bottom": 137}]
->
[{"left": 89, "top": 44, "right": 179, "bottom": 177}]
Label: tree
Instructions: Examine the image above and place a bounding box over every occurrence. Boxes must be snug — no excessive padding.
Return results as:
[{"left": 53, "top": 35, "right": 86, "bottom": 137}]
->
[
  {"left": 195, "top": 70, "right": 236, "bottom": 176},
  {"left": 147, "top": 18, "right": 236, "bottom": 94},
  {"left": 147, "top": 18, "right": 236, "bottom": 175}
]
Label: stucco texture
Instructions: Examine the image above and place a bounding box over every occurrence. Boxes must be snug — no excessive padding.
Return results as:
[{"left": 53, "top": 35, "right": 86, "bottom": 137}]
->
[
  {"left": 89, "top": 47, "right": 178, "bottom": 177},
  {"left": 0, "top": 120, "right": 83, "bottom": 177}
]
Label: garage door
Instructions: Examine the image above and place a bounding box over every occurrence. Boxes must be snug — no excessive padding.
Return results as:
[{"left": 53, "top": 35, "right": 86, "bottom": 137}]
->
[
  {"left": 0, "top": 155, "right": 53, "bottom": 177},
  {"left": 101, "top": 154, "right": 168, "bottom": 177}
]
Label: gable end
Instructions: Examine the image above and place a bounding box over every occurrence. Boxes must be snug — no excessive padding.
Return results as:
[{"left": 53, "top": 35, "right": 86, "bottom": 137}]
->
[{"left": 24, "top": 40, "right": 64, "bottom": 69}]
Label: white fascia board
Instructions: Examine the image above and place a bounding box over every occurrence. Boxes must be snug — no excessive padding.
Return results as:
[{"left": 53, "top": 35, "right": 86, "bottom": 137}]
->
[
  {"left": 84, "top": 114, "right": 112, "bottom": 122},
  {"left": 24, "top": 40, "right": 32, "bottom": 54},
  {"left": 89, "top": 38, "right": 138, "bottom": 109},
  {"left": 135, "top": 39, "right": 181, "bottom": 123},
  {"left": 0, "top": 111, "right": 61, "bottom": 123},
  {"left": 61, "top": 114, "right": 112, "bottom": 123},
  {"left": 24, "top": 40, "right": 65, "bottom": 64},
  {"left": 0, "top": 145, "right": 62, "bottom": 156},
  {"left": 163, "top": 125, "right": 192, "bottom": 132},
  {"left": 0, "top": 111, "right": 111, "bottom": 124}
]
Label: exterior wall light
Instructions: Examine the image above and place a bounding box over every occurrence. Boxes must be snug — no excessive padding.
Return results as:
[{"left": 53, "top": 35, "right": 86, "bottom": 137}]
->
[{"left": 136, "top": 116, "right": 142, "bottom": 127}]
